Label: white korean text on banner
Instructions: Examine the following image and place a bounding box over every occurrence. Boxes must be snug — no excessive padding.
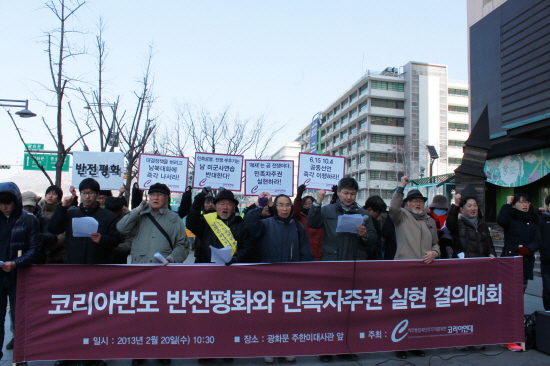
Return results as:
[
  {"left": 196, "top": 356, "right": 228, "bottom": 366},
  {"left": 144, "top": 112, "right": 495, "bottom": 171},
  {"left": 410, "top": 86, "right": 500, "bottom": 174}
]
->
[
  {"left": 244, "top": 160, "right": 294, "bottom": 196},
  {"left": 72, "top": 151, "right": 125, "bottom": 190},
  {"left": 193, "top": 152, "right": 243, "bottom": 191},
  {"left": 297, "top": 153, "right": 345, "bottom": 190},
  {"left": 137, "top": 154, "right": 189, "bottom": 193}
]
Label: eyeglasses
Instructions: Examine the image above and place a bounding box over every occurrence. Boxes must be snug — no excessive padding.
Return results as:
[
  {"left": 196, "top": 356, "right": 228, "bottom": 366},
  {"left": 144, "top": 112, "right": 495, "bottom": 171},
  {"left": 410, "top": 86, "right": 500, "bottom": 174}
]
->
[
  {"left": 149, "top": 193, "right": 166, "bottom": 198},
  {"left": 517, "top": 200, "right": 530, "bottom": 205},
  {"left": 409, "top": 199, "right": 425, "bottom": 204},
  {"left": 276, "top": 204, "right": 292, "bottom": 208},
  {"left": 81, "top": 191, "right": 97, "bottom": 197}
]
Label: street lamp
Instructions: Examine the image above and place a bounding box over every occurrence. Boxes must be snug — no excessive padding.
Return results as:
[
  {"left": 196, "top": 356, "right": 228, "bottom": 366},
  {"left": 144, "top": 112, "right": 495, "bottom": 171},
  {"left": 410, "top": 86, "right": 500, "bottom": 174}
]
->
[{"left": 0, "top": 99, "right": 37, "bottom": 118}]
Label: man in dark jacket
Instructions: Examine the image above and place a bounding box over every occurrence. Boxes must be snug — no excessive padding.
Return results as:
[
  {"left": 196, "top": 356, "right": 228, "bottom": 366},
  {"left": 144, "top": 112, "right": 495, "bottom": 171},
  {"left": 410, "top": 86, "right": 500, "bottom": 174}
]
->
[
  {"left": 0, "top": 182, "right": 42, "bottom": 361},
  {"left": 446, "top": 189, "right": 496, "bottom": 259},
  {"left": 49, "top": 178, "right": 121, "bottom": 264},
  {"left": 187, "top": 189, "right": 255, "bottom": 264}
]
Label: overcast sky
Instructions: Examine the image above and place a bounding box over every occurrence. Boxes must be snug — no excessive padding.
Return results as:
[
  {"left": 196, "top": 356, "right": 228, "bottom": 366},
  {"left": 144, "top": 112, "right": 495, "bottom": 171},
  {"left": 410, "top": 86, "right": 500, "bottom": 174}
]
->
[{"left": 0, "top": 0, "right": 468, "bottom": 181}]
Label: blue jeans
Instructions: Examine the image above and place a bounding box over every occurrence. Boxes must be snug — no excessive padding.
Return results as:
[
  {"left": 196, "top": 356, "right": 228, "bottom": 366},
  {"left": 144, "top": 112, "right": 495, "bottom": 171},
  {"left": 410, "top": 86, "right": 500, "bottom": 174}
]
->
[{"left": 0, "top": 274, "right": 17, "bottom": 360}]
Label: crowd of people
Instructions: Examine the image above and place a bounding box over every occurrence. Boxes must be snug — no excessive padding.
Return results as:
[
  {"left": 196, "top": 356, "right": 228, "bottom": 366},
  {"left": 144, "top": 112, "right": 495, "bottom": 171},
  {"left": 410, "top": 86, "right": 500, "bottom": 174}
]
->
[{"left": 1, "top": 175, "right": 549, "bottom": 364}]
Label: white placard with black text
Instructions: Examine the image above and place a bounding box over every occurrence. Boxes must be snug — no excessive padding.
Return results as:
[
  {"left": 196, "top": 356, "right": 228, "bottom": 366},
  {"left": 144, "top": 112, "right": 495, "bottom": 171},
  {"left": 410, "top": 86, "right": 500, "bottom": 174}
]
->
[
  {"left": 193, "top": 152, "right": 244, "bottom": 191},
  {"left": 297, "top": 153, "right": 346, "bottom": 190},
  {"left": 72, "top": 151, "right": 125, "bottom": 190},
  {"left": 137, "top": 154, "right": 189, "bottom": 193},
  {"left": 244, "top": 160, "right": 294, "bottom": 196}
]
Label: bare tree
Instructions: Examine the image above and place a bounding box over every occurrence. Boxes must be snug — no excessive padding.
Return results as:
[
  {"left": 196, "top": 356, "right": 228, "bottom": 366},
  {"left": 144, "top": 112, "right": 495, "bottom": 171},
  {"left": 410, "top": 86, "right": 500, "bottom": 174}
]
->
[{"left": 115, "top": 46, "right": 157, "bottom": 201}]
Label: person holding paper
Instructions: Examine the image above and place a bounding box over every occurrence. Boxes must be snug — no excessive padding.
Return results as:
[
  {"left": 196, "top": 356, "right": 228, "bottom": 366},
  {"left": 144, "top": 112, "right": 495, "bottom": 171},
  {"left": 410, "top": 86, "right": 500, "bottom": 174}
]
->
[
  {"left": 49, "top": 178, "right": 121, "bottom": 265},
  {"left": 117, "top": 183, "right": 189, "bottom": 266},
  {"left": 187, "top": 189, "right": 254, "bottom": 265},
  {"left": 307, "top": 177, "right": 376, "bottom": 363},
  {"left": 389, "top": 176, "right": 439, "bottom": 360},
  {"left": 293, "top": 184, "right": 323, "bottom": 261},
  {"left": 0, "top": 182, "right": 42, "bottom": 362}
]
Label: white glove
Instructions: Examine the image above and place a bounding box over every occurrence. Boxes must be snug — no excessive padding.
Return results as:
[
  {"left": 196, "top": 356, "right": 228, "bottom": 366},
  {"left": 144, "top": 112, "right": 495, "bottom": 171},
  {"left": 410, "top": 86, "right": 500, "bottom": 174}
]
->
[{"left": 135, "top": 200, "right": 150, "bottom": 214}]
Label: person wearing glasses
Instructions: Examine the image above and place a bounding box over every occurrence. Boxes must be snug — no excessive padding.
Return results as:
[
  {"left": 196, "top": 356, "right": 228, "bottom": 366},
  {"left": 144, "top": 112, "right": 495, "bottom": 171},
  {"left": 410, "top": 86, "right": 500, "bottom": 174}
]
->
[
  {"left": 497, "top": 193, "right": 541, "bottom": 293},
  {"left": 49, "top": 178, "right": 121, "bottom": 266}
]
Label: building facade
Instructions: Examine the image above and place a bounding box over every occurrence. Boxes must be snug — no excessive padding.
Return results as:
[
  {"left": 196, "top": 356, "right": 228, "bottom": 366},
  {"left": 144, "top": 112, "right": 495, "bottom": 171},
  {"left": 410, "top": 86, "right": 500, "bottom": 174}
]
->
[
  {"left": 468, "top": 0, "right": 550, "bottom": 220},
  {"left": 297, "top": 62, "right": 469, "bottom": 202}
]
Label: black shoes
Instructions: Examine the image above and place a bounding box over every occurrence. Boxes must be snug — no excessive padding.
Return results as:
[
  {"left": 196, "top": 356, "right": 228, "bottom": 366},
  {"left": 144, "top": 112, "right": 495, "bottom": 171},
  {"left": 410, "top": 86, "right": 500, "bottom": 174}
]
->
[
  {"left": 396, "top": 350, "right": 425, "bottom": 359},
  {"left": 6, "top": 338, "right": 14, "bottom": 350},
  {"left": 132, "top": 360, "right": 144, "bottom": 366},
  {"left": 319, "top": 355, "right": 332, "bottom": 362},
  {"left": 337, "top": 354, "right": 358, "bottom": 361},
  {"left": 410, "top": 350, "right": 425, "bottom": 357},
  {"left": 158, "top": 360, "right": 171, "bottom": 365}
]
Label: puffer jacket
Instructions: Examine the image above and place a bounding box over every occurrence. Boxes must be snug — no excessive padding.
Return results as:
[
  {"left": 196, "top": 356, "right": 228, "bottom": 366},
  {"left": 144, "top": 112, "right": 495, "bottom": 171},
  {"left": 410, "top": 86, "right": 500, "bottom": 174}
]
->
[
  {"left": 497, "top": 204, "right": 541, "bottom": 280},
  {"left": 540, "top": 211, "right": 550, "bottom": 263},
  {"left": 446, "top": 204, "right": 496, "bottom": 258},
  {"left": 307, "top": 200, "right": 377, "bottom": 261},
  {"left": 245, "top": 207, "right": 313, "bottom": 263},
  {"left": 0, "top": 182, "right": 42, "bottom": 269},
  {"left": 39, "top": 200, "right": 66, "bottom": 264}
]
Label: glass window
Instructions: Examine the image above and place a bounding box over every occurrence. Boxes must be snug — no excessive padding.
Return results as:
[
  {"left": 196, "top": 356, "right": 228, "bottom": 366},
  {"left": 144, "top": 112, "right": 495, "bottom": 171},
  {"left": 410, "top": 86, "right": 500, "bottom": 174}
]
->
[
  {"left": 341, "top": 115, "right": 349, "bottom": 124},
  {"left": 359, "top": 100, "right": 368, "bottom": 112},
  {"left": 359, "top": 172, "right": 366, "bottom": 181},
  {"left": 359, "top": 118, "right": 368, "bottom": 129},
  {"left": 369, "top": 170, "right": 397, "bottom": 181},
  {"left": 370, "top": 152, "right": 396, "bottom": 162},
  {"left": 334, "top": 106, "right": 340, "bottom": 115},
  {"left": 333, "top": 136, "right": 339, "bottom": 143},
  {"left": 379, "top": 189, "right": 394, "bottom": 199},
  {"left": 448, "top": 88, "right": 469, "bottom": 97},
  {"left": 448, "top": 106, "right": 468, "bottom": 114},
  {"left": 350, "top": 125, "right": 357, "bottom": 134},
  {"left": 360, "top": 155, "right": 366, "bottom": 164},
  {"left": 370, "top": 134, "right": 405, "bottom": 144},
  {"left": 341, "top": 100, "right": 349, "bottom": 109},
  {"left": 350, "top": 109, "right": 357, "bottom": 119},
  {"left": 371, "top": 98, "right": 404, "bottom": 109},
  {"left": 351, "top": 140, "right": 357, "bottom": 150},
  {"left": 448, "top": 140, "right": 465, "bottom": 147},
  {"left": 334, "top": 121, "right": 340, "bottom": 130},
  {"left": 371, "top": 116, "right": 404, "bottom": 127},
  {"left": 449, "top": 157, "right": 463, "bottom": 165},
  {"left": 327, "top": 111, "right": 333, "bottom": 120},
  {"left": 341, "top": 131, "right": 348, "bottom": 139},
  {"left": 359, "top": 83, "right": 368, "bottom": 95},
  {"left": 341, "top": 147, "right": 347, "bottom": 155},
  {"left": 350, "top": 91, "right": 358, "bottom": 103},
  {"left": 448, "top": 122, "right": 469, "bottom": 131},
  {"left": 371, "top": 80, "right": 404, "bottom": 92}
]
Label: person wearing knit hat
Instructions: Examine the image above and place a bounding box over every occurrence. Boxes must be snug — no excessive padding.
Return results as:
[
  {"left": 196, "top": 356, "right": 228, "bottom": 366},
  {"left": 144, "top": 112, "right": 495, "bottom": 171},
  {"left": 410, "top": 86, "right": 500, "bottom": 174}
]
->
[{"left": 428, "top": 195, "right": 452, "bottom": 259}]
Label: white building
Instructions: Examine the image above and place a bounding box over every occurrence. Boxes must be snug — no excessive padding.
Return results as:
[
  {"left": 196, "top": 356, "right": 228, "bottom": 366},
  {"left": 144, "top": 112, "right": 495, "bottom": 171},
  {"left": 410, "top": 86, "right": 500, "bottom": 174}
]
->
[
  {"left": 270, "top": 141, "right": 301, "bottom": 197},
  {"left": 297, "top": 61, "right": 469, "bottom": 202}
]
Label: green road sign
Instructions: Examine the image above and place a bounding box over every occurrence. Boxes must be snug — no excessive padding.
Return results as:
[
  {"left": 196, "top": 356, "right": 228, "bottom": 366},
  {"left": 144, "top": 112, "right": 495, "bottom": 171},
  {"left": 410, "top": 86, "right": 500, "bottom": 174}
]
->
[
  {"left": 0, "top": 165, "right": 10, "bottom": 169},
  {"left": 23, "top": 153, "right": 70, "bottom": 172},
  {"left": 25, "top": 143, "right": 44, "bottom": 150}
]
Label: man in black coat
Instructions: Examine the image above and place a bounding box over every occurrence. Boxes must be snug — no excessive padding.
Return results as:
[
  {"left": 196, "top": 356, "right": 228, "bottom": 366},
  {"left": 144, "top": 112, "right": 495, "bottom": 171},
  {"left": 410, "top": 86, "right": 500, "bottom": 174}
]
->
[
  {"left": 0, "top": 182, "right": 42, "bottom": 361},
  {"left": 49, "top": 178, "right": 121, "bottom": 264},
  {"left": 539, "top": 195, "right": 550, "bottom": 311}
]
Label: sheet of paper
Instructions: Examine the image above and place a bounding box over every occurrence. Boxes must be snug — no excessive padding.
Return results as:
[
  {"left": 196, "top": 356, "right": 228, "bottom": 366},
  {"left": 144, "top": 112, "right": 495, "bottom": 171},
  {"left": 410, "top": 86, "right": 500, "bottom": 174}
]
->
[
  {"left": 0, "top": 261, "right": 4, "bottom": 266},
  {"left": 72, "top": 217, "right": 99, "bottom": 238},
  {"left": 335, "top": 214, "right": 364, "bottom": 233},
  {"left": 210, "top": 246, "right": 233, "bottom": 264}
]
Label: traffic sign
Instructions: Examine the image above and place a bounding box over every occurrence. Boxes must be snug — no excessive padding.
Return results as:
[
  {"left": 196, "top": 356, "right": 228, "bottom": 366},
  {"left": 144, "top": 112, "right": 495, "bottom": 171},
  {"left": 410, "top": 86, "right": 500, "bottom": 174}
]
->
[
  {"left": 23, "top": 153, "right": 70, "bottom": 171},
  {"left": 25, "top": 143, "right": 44, "bottom": 150}
]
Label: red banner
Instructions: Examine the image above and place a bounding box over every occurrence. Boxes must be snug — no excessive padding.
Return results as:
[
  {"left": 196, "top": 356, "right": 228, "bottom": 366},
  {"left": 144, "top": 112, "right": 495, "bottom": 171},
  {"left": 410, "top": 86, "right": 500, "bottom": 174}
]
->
[{"left": 15, "top": 257, "right": 524, "bottom": 362}]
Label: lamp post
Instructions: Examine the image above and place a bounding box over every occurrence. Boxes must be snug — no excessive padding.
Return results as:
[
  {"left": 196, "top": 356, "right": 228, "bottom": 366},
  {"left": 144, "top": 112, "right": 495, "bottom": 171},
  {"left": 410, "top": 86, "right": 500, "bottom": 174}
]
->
[{"left": 0, "top": 99, "right": 37, "bottom": 118}]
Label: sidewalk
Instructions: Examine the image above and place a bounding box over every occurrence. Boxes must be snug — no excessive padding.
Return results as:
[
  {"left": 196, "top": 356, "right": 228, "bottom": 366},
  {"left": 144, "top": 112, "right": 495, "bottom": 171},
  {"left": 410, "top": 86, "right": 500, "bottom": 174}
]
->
[{"left": 2, "top": 277, "right": 549, "bottom": 366}]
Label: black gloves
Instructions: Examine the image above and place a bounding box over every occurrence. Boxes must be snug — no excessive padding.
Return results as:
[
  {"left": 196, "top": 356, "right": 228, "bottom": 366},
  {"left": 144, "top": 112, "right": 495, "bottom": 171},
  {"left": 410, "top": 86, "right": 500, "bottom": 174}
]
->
[
  {"left": 330, "top": 185, "right": 338, "bottom": 204},
  {"left": 296, "top": 184, "right": 306, "bottom": 200}
]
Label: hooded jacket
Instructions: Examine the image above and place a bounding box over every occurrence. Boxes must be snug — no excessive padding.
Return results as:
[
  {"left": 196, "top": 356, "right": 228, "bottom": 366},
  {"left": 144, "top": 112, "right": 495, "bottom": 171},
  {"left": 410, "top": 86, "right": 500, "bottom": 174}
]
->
[
  {"left": 0, "top": 182, "right": 42, "bottom": 269},
  {"left": 446, "top": 204, "right": 495, "bottom": 258},
  {"left": 49, "top": 201, "right": 121, "bottom": 264},
  {"left": 307, "top": 200, "right": 377, "bottom": 261}
]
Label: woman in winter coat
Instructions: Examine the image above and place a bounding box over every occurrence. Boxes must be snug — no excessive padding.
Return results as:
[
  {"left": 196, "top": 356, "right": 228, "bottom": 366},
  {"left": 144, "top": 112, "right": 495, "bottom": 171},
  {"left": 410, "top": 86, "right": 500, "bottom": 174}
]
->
[{"left": 497, "top": 193, "right": 541, "bottom": 292}]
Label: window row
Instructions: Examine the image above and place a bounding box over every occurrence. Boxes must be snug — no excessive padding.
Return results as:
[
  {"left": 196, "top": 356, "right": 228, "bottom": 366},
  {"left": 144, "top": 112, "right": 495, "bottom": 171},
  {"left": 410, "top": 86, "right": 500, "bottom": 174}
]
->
[
  {"left": 448, "top": 105, "right": 468, "bottom": 114},
  {"left": 448, "top": 122, "right": 469, "bottom": 132},
  {"left": 448, "top": 88, "right": 469, "bottom": 97},
  {"left": 371, "top": 80, "right": 405, "bottom": 92}
]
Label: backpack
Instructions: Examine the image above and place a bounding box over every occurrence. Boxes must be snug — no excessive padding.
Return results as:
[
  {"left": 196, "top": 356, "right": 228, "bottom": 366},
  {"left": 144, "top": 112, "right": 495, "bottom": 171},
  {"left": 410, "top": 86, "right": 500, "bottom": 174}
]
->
[{"left": 524, "top": 311, "right": 537, "bottom": 350}]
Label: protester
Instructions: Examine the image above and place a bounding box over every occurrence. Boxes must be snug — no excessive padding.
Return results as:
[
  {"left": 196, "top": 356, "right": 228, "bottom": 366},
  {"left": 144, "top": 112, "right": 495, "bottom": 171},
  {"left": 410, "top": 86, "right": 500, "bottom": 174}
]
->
[
  {"left": 363, "top": 195, "right": 387, "bottom": 260},
  {"left": 38, "top": 185, "right": 67, "bottom": 264},
  {"left": 96, "top": 189, "right": 113, "bottom": 209},
  {"left": 293, "top": 184, "right": 323, "bottom": 261},
  {"left": 245, "top": 192, "right": 312, "bottom": 363},
  {"left": 131, "top": 182, "right": 143, "bottom": 209},
  {"left": 246, "top": 192, "right": 313, "bottom": 264},
  {"left": 497, "top": 194, "right": 540, "bottom": 293},
  {"left": 0, "top": 182, "right": 42, "bottom": 364},
  {"left": 49, "top": 178, "right": 121, "bottom": 265},
  {"left": 177, "top": 186, "right": 194, "bottom": 219},
  {"left": 117, "top": 183, "right": 188, "bottom": 365},
  {"left": 539, "top": 195, "right": 550, "bottom": 311},
  {"left": 381, "top": 212, "right": 397, "bottom": 260},
  {"left": 428, "top": 195, "right": 453, "bottom": 259},
  {"left": 187, "top": 188, "right": 255, "bottom": 265},
  {"left": 307, "top": 177, "right": 376, "bottom": 362},
  {"left": 105, "top": 196, "right": 132, "bottom": 264},
  {"left": 21, "top": 191, "right": 56, "bottom": 262},
  {"left": 179, "top": 187, "right": 216, "bottom": 261},
  {"left": 389, "top": 176, "right": 439, "bottom": 360},
  {"left": 117, "top": 183, "right": 189, "bottom": 266}
]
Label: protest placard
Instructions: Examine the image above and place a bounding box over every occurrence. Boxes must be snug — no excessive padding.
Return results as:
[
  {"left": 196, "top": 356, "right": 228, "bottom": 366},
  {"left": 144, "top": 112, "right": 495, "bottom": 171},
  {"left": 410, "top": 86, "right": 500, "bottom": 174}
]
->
[
  {"left": 244, "top": 160, "right": 294, "bottom": 196},
  {"left": 72, "top": 151, "right": 125, "bottom": 190},
  {"left": 137, "top": 154, "right": 189, "bottom": 193},
  {"left": 297, "top": 153, "right": 346, "bottom": 190},
  {"left": 193, "top": 152, "right": 243, "bottom": 191}
]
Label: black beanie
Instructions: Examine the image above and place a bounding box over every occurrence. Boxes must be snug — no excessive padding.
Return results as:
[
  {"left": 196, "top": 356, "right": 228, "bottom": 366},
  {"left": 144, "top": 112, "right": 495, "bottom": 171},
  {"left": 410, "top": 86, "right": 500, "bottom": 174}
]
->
[{"left": 45, "top": 185, "right": 63, "bottom": 198}]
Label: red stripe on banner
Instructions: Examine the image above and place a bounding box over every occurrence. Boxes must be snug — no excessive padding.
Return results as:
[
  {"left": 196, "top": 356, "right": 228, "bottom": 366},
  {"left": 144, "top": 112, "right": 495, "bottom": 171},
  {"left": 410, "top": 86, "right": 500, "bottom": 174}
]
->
[{"left": 14, "top": 257, "right": 524, "bottom": 362}]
